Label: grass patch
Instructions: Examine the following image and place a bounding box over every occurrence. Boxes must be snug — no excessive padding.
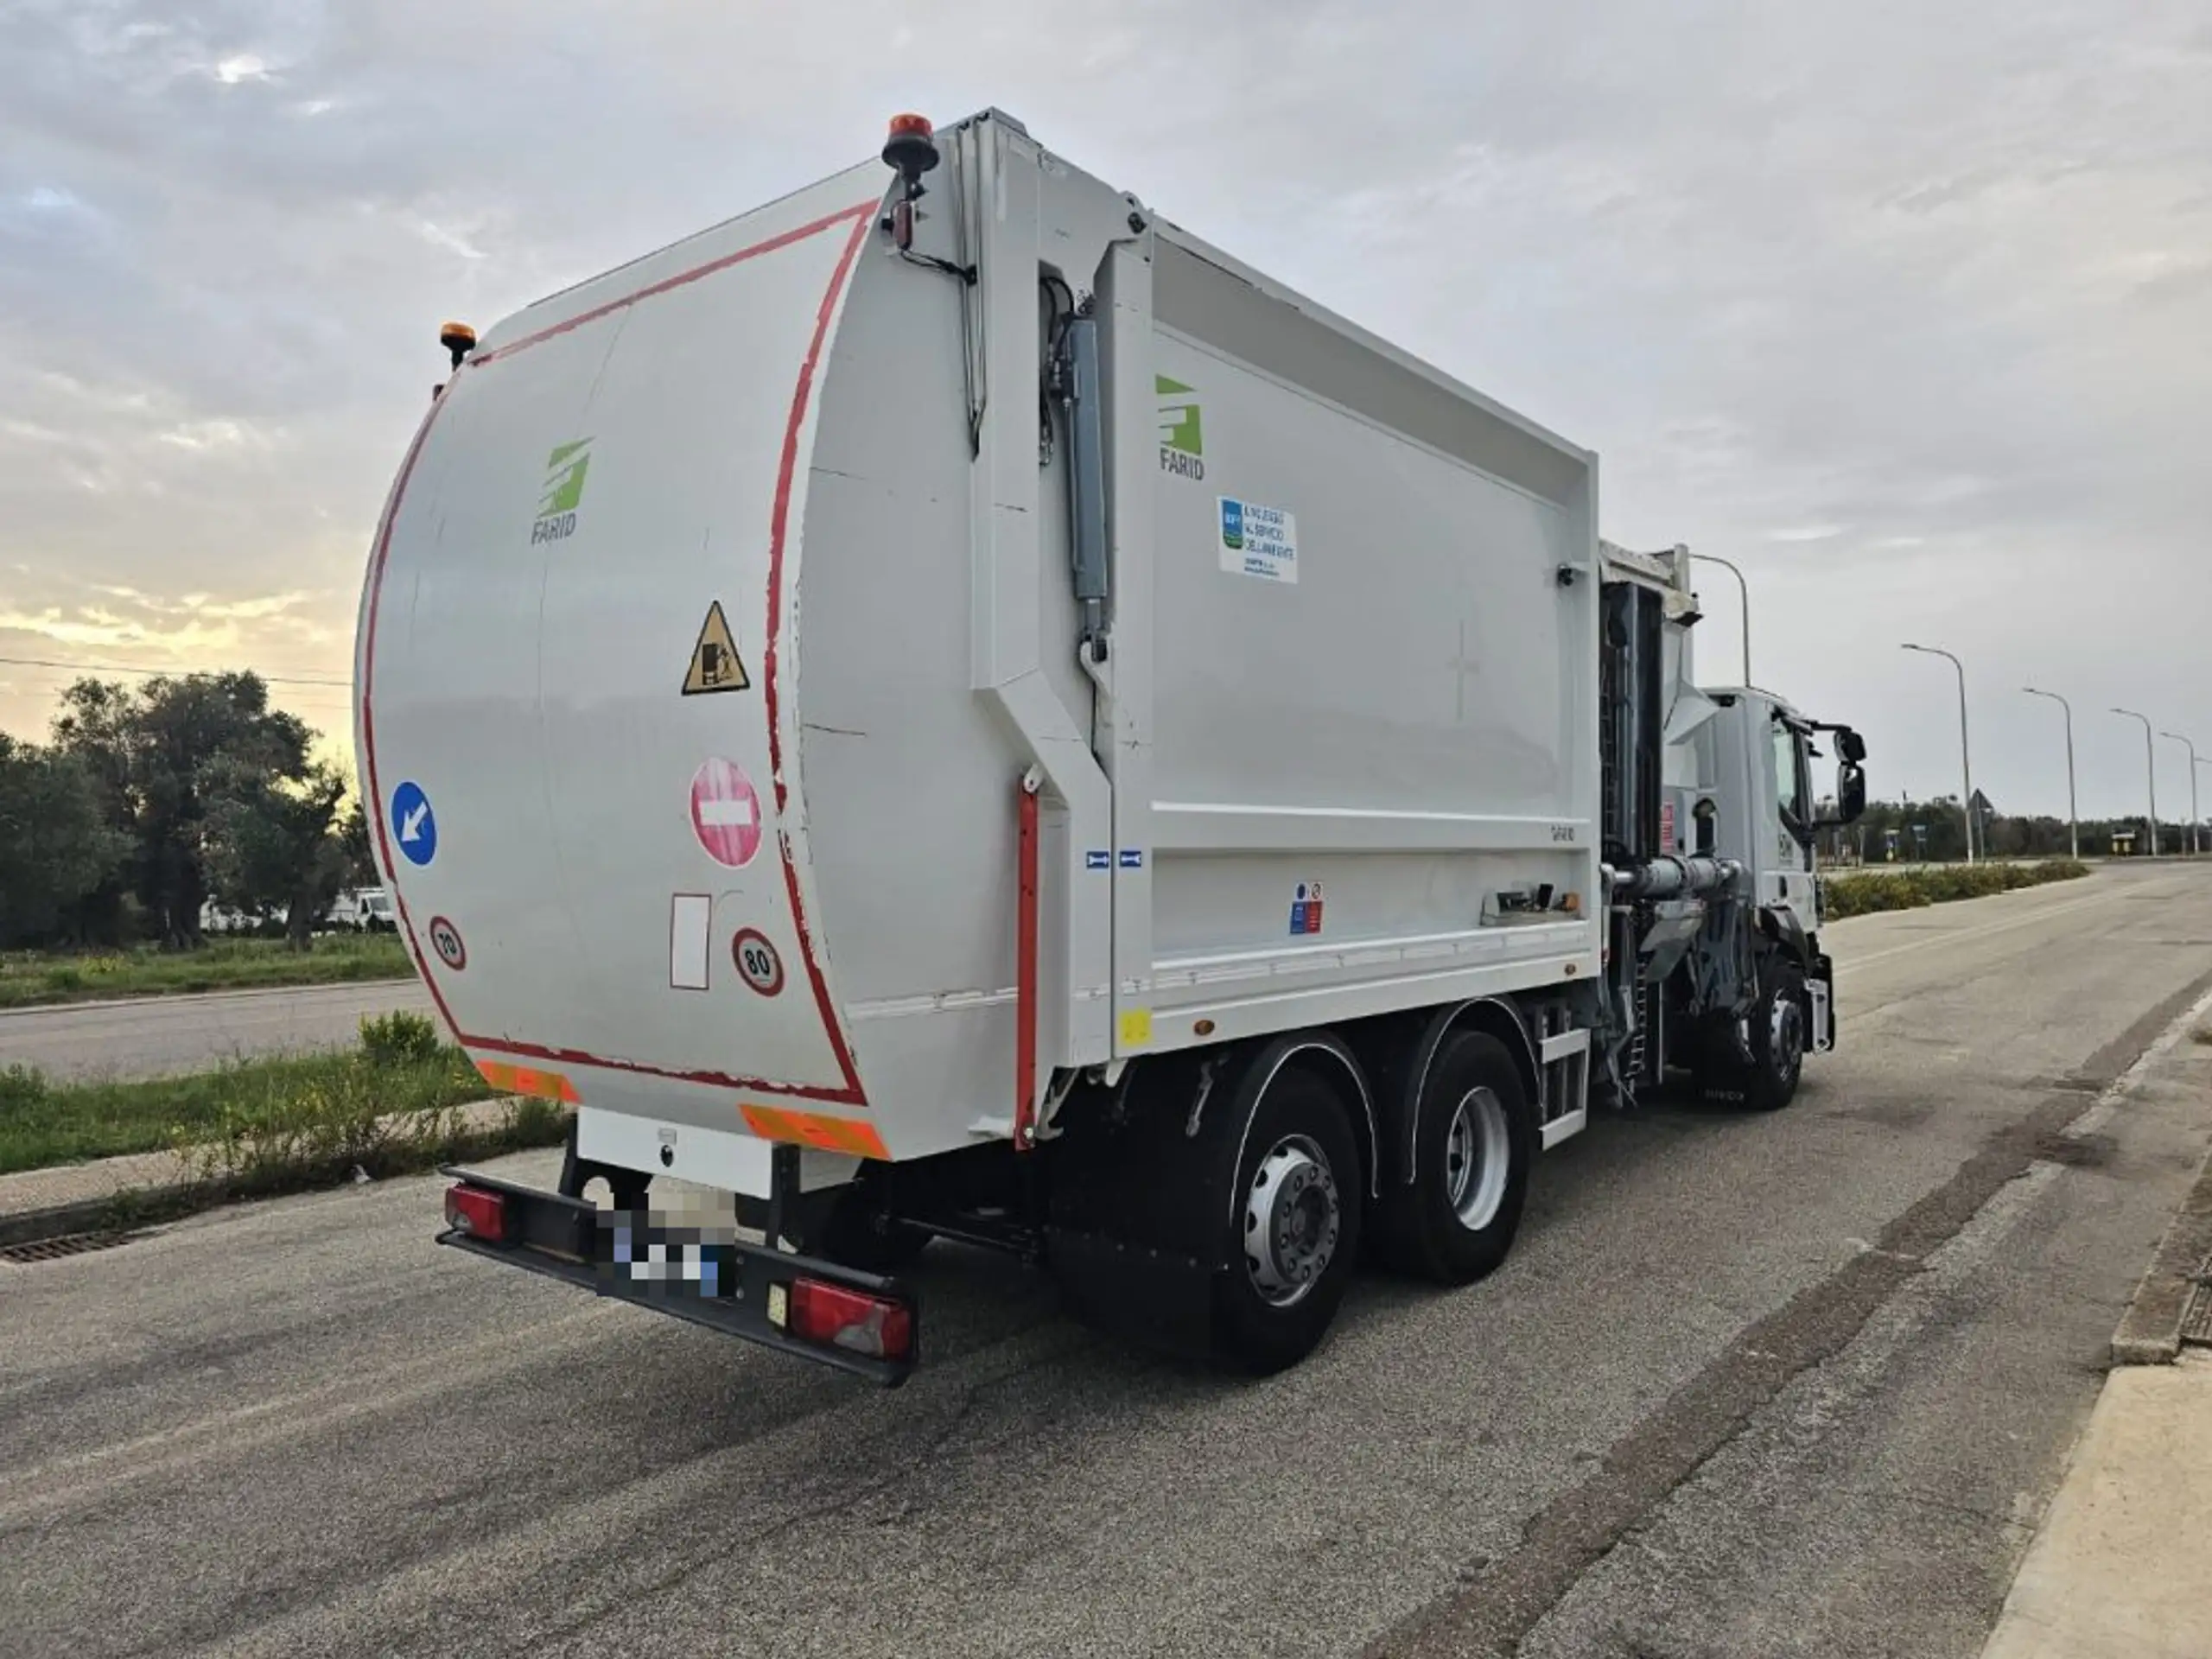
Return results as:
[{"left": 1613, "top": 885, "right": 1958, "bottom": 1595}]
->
[
  {"left": 1820, "top": 859, "right": 2092, "bottom": 921},
  {"left": 0, "top": 932, "right": 415, "bottom": 1011},
  {"left": 0, "top": 1012, "right": 497, "bottom": 1176}
]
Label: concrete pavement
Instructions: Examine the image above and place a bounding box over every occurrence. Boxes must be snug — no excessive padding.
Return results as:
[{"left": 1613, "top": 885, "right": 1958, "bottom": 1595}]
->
[
  {"left": 3, "top": 861, "right": 2211, "bottom": 1658},
  {"left": 0, "top": 978, "right": 433, "bottom": 1081},
  {"left": 1981, "top": 1354, "right": 2212, "bottom": 1658}
]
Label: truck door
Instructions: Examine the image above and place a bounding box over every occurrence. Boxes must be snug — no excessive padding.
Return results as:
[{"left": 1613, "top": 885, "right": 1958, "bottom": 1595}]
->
[{"left": 1768, "top": 716, "right": 1818, "bottom": 927}]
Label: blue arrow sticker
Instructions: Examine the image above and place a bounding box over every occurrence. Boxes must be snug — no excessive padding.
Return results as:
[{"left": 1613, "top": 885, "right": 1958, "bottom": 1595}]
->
[
  {"left": 391, "top": 780, "right": 437, "bottom": 867},
  {"left": 1119, "top": 849, "right": 1144, "bottom": 868},
  {"left": 1085, "top": 849, "right": 1110, "bottom": 871}
]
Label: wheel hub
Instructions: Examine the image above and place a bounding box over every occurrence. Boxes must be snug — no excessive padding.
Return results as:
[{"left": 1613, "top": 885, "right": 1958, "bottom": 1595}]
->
[
  {"left": 1244, "top": 1135, "right": 1340, "bottom": 1307},
  {"left": 1444, "top": 1086, "right": 1511, "bottom": 1230},
  {"left": 1770, "top": 992, "right": 1804, "bottom": 1075}
]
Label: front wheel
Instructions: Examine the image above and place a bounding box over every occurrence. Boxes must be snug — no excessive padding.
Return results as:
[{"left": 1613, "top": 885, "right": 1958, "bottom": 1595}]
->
[{"left": 1698, "top": 957, "right": 1808, "bottom": 1111}]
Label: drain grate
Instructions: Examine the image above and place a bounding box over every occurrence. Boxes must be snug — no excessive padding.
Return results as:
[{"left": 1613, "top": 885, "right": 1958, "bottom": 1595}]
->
[
  {"left": 0, "top": 1230, "right": 140, "bottom": 1265},
  {"left": 2185, "top": 1281, "right": 2212, "bottom": 1349}
]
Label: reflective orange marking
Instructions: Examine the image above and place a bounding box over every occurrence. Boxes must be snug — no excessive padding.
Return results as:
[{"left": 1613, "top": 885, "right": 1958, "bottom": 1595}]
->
[
  {"left": 741, "top": 1103, "right": 888, "bottom": 1160},
  {"left": 474, "top": 1058, "right": 581, "bottom": 1103}
]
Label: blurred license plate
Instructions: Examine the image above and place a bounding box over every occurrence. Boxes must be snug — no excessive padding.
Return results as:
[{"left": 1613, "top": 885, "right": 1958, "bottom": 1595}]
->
[{"left": 605, "top": 1221, "right": 738, "bottom": 1297}]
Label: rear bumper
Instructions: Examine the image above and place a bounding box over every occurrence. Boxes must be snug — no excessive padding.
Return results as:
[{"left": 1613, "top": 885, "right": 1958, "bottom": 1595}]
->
[{"left": 435, "top": 1166, "right": 919, "bottom": 1387}]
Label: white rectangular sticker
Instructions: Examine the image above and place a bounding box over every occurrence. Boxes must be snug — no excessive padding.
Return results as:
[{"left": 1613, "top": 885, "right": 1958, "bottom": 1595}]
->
[
  {"left": 1217, "top": 496, "right": 1298, "bottom": 584},
  {"left": 670, "top": 893, "right": 712, "bottom": 991}
]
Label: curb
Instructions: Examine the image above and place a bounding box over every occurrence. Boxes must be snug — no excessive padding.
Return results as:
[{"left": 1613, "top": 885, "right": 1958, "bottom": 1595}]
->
[
  {"left": 0, "top": 1189, "right": 214, "bottom": 1249},
  {"left": 0, "top": 1096, "right": 557, "bottom": 1252},
  {"left": 2113, "top": 1135, "right": 2212, "bottom": 1366},
  {"left": 0, "top": 975, "right": 421, "bottom": 1021}
]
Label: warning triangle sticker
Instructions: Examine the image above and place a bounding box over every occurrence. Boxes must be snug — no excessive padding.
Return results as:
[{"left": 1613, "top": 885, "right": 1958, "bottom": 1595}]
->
[{"left": 681, "top": 601, "right": 751, "bottom": 696}]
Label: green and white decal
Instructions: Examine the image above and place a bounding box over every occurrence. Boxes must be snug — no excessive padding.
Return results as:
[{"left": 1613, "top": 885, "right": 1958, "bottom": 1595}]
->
[
  {"left": 1157, "top": 376, "right": 1204, "bottom": 480},
  {"left": 531, "top": 438, "right": 592, "bottom": 543}
]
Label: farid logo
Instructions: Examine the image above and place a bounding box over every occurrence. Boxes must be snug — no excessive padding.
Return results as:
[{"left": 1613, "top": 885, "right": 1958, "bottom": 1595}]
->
[
  {"left": 1157, "top": 376, "right": 1205, "bottom": 480},
  {"left": 531, "top": 439, "right": 591, "bottom": 544}
]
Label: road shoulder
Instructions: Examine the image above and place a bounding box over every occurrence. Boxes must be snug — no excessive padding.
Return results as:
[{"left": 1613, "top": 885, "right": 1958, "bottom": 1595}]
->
[
  {"left": 1980, "top": 1352, "right": 2212, "bottom": 1658},
  {"left": 1981, "top": 1077, "right": 2212, "bottom": 1659}
]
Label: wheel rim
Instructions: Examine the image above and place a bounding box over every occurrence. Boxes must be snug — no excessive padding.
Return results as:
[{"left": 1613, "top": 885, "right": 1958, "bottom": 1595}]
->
[
  {"left": 1243, "top": 1134, "right": 1341, "bottom": 1307},
  {"left": 1770, "top": 990, "right": 1804, "bottom": 1079},
  {"left": 1444, "top": 1085, "right": 1512, "bottom": 1230}
]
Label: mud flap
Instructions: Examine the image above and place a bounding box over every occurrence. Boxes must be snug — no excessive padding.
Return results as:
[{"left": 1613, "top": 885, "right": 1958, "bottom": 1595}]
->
[
  {"left": 1043, "top": 1225, "right": 1216, "bottom": 1358},
  {"left": 1041, "top": 1049, "right": 1237, "bottom": 1361}
]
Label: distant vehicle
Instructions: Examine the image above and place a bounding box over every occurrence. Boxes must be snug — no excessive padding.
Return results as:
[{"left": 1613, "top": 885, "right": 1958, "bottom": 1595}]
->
[
  {"left": 332, "top": 887, "right": 397, "bottom": 931},
  {"left": 372, "top": 111, "right": 1867, "bottom": 1385},
  {"left": 197, "top": 899, "right": 264, "bottom": 937}
]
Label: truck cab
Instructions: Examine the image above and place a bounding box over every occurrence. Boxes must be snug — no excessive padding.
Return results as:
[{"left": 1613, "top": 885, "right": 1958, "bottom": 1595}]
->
[
  {"left": 1694, "top": 690, "right": 1866, "bottom": 958},
  {"left": 1598, "top": 543, "right": 1866, "bottom": 1111}
]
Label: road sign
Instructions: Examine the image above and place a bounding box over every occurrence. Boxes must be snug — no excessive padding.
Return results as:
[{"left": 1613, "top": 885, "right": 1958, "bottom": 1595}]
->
[
  {"left": 690, "top": 758, "right": 763, "bottom": 868},
  {"left": 391, "top": 781, "right": 436, "bottom": 867}
]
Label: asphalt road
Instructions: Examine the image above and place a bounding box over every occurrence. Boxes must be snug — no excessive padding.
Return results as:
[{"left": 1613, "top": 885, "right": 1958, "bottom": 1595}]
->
[
  {"left": 0, "top": 979, "right": 434, "bottom": 1081},
  {"left": 6, "top": 861, "right": 2212, "bottom": 1659}
]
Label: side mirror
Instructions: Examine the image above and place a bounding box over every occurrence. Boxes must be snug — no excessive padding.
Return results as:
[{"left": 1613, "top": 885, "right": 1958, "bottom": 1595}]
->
[
  {"left": 1817, "top": 763, "right": 1868, "bottom": 828},
  {"left": 1834, "top": 764, "right": 1867, "bottom": 825}
]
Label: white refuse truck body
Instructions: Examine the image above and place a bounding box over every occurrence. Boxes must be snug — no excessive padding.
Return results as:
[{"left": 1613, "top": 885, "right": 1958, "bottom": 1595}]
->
[{"left": 363, "top": 111, "right": 1863, "bottom": 1382}]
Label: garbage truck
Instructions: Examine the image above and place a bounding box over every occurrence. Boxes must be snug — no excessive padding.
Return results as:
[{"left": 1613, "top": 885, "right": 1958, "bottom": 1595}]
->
[{"left": 359, "top": 109, "right": 1866, "bottom": 1384}]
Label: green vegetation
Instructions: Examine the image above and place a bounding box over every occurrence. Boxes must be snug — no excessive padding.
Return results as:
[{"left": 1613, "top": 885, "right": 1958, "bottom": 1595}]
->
[
  {"left": 1820, "top": 859, "right": 2091, "bottom": 921},
  {"left": 2, "top": 671, "right": 378, "bottom": 954},
  {"left": 0, "top": 1012, "right": 499, "bottom": 1176},
  {"left": 0, "top": 932, "right": 413, "bottom": 1011}
]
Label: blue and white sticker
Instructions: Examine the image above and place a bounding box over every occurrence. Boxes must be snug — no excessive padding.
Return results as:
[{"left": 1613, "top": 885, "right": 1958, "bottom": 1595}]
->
[
  {"left": 1085, "top": 849, "right": 1111, "bottom": 871},
  {"left": 1218, "top": 496, "right": 1297, "bottom": 584},
  {"left": 390, "top": 780, "right": 437, "bottom": 867},
  {"left": 1119, "top": 849, "right": 1144, "bottom": 869}
]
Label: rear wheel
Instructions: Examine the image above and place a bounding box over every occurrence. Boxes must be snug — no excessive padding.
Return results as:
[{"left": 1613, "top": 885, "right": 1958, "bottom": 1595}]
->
[
  {"left": 1209, "top": 1065, "right": 1363, "bottom": 1374},
  {"left": 1376, "top": 1032, "right": 1535, "bottom": 1284}
]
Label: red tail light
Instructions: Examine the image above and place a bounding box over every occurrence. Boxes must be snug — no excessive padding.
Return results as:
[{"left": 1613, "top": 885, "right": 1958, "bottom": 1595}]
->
[
  {"left": 444, "top": 1183, "right": 508, "bottom": 1243},
  {"left": 788, "top": 1277, "right": 912, "bottom": 1361}
]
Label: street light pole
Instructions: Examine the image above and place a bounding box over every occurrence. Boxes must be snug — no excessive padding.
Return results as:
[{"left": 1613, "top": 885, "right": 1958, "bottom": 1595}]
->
[
  {"left": 1688, "top": 552, "right": 1751, "bottom": 687},
  {"left": 1903, "top": 644, "right": 1975, "bottom": 863},
  {"left": 2112, "top": 708, "right": 2159, "bottom": 856},
  {"left": 2161, "top": 733, "right": 2200, "bottom": 855},
  {"left": 2023, "top": 688, "right": 2078, "bottom": 861}
]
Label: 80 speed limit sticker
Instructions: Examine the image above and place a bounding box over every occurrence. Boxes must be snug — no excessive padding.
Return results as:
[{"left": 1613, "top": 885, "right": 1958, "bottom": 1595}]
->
[{"left": 730, "top": 928, "right": 784, "bottom": 997}]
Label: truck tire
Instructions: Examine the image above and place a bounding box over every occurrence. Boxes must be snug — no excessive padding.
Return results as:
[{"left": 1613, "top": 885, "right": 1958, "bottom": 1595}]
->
[
  {"left": 1210, "top": 1065, "right": 1363, "bottom": 1374},
  {"left": 1699, "top": 958, "right": 1807, "bottom": 1112},
  {"left": 1376, "top": 1033, "right": 1534, "bottom": 1285}
]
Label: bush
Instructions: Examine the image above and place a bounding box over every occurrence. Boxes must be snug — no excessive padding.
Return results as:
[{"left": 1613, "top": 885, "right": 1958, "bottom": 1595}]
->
[
  {"left": 171, "top": 1061, "right": 567, "bottom": 1198},
  {"left": 1821, "top": 859, "right": 2090, "bottom": 920},
  {"left": 359, "top": 1009, "right": 443, "bottom": 1066},
  {"left": 0, "top": 1065, "right": 49, "bottom": 1122}
]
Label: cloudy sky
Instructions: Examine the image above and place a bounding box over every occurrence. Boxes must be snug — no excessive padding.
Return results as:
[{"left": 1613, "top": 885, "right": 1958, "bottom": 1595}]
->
[{"left": 3, "top": 1, "right": 2207, "bottom": 820}]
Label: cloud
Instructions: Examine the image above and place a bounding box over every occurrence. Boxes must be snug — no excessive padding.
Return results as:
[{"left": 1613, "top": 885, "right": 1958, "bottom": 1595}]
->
[
  {"left": 0, "top": 0, "right": 2205, "bottom": 815},
  {"left": 212, "top": 53, "right": 270, "bottom": 85}
]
